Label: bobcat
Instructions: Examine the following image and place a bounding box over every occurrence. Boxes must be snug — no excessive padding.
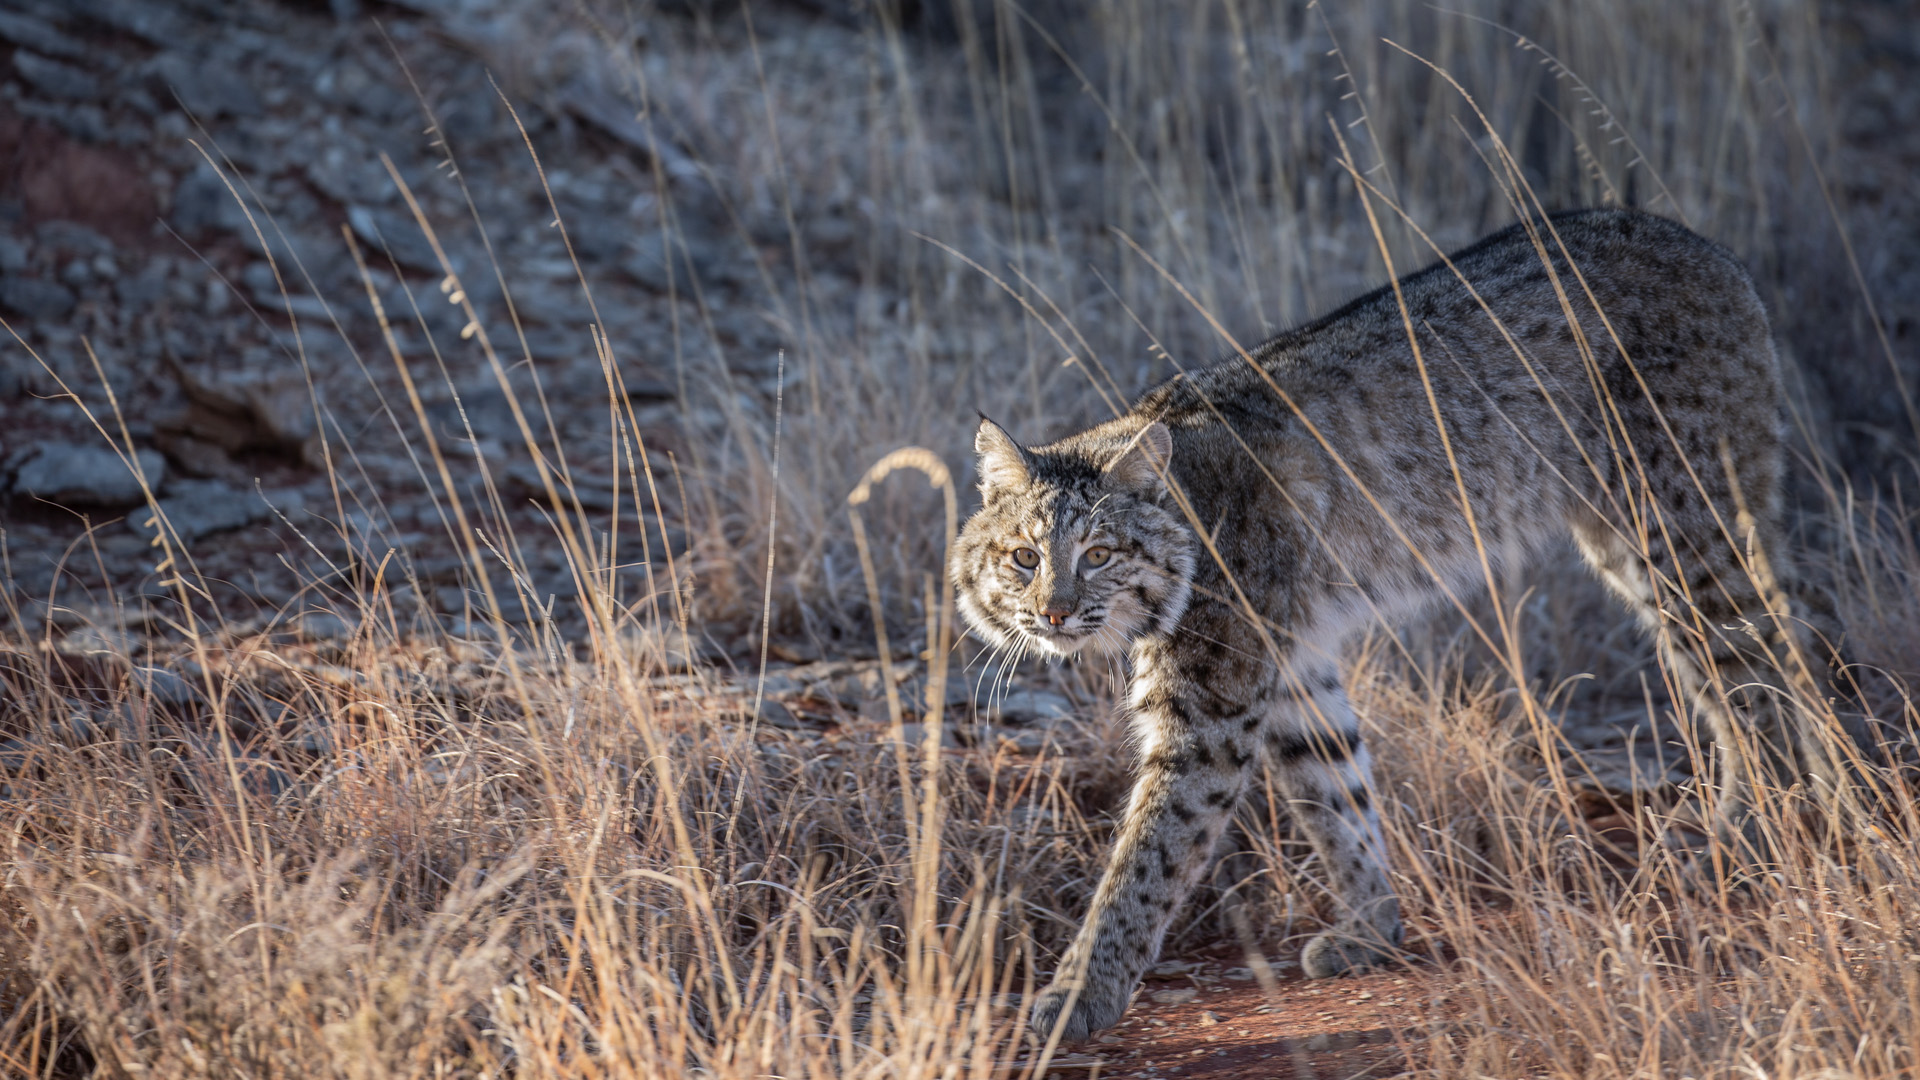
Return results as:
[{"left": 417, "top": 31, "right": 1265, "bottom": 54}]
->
[{"left": 950, "top": 208, "right": 1875, "bottom": 1042}]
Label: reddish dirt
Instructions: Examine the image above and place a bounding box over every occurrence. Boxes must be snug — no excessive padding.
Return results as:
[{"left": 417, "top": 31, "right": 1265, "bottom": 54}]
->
[
  {"left": 0, "top": 100, "right": 159, "bottom": 249},
  {"left": 1012, "top": 958, "right": 1455, "bottom": 1079}
]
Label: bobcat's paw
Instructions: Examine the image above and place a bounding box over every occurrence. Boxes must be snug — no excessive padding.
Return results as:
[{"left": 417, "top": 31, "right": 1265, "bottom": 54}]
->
[
  {"left": 1027, "top": 980, "right": 1132, "bottom": 1044},
  {"left": 1301, "top": 930, "right": 1399, "bottom": 979}
]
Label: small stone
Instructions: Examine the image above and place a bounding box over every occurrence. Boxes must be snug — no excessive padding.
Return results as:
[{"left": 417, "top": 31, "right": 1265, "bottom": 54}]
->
[
  {"left": 94, "top": 531, "right": 149, "bottom": 560},
  {"left": 1305, "top": 1032, "right": 1333, "bottom": 1051},
  {"left": 985, "top": 726, "right": 1052, "bottom": 754},
  {"left": 295, "top": 611, "right": 356, "bottom": 641},
  {"left": 35, "top": 221, "right": 113, "bottom": 258},
  {"left": 130, "top": 666, "right": 200, "bottom": 706},
  {"left": 347, "top": 204, "right": 442, "bottom": 274},
  {"left": 1197, "top": 1011, "right": 1222, "bottom": 1026},
  {"left": 10, "top": 443, "right": 164, "bottom": 506},
  {"left": 151, "top": 431, "right": 239, "bottom": 479},
  {"left": 623, "top": 228, "right": 721, "bottom": 292},
  {"left": 305, "top": 140, "right": 395, "bottom": 206},
  {"left": 63, "top": 0, "right": 190, "bottom": 46},
  {"left": 0, "top": 276, "right": 76, "bottom": 321},
  {"left": 170, "top": 164, "right": 244, "bottom": 237},
  {"left": 0, "top": 236, "right": 27, "bottom": 274},
  {"left": 130, "top": 479, "right": 272, "bottom": 543},
  {"left": 12, "top": 50, "right": 99, "bottom": 101},
  {"left": 1148, "top": 987, "right": 1197, "bottom": 1005},
  {"left": 165, "top": 361, "right": 317, "bottom": 451},
  {"left": 58, "top": 625, "right": 133, "bottom": 656},
  {"left": 753, "top": 698, "right": 807, "bottom": 730},
  {"left": 737, "top": 672, "right": 804, "bottom": 697},
  {"left": 149, "top": 52, "right": 260, "bottom": 118},
  {"left": 890, "top": 722, "right": 959, "bottom": 750},
  {"left": 230, "top": 751, "right": 295, "bottom": 800},
  {"left": 505, "top": 462, "right": 618, "bottom": 511},
  {"left": 0, "top": 11, "right": 88, "bottom": 61},
  {"left": 962, "top": 685, "right": 1076, "bottom": 725}
]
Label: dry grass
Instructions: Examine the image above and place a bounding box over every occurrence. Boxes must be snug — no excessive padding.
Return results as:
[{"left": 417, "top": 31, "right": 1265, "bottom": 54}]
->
[{"left": 5, "top": 0, "right": 1920, "bottom": 1076}]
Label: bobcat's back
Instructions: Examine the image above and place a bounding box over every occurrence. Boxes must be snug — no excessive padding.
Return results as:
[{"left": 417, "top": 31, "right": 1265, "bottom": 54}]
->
[{"left": 1137, "top": 208, "right": 1780, "bottom": 644}]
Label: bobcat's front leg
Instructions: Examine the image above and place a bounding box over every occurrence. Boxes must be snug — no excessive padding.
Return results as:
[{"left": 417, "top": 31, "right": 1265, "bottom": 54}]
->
[{"left": 1029, "top": 668, "right": 1256, "bottom": 1043}]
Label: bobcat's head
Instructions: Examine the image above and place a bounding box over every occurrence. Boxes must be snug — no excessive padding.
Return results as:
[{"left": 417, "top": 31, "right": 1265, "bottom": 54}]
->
[{"left": 950, "top": 416, "right": 1195, "bottom": 658}]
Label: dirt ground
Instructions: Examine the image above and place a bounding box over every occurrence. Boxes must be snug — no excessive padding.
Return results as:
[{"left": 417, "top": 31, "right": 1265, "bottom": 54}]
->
[{"left": 1018, "top": 957, "right": 1444, "bottom": 1080}]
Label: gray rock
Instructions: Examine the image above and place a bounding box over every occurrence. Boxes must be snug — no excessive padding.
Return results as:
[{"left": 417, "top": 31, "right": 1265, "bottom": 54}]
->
[
  {"left": 427, "top": 386, "right": 522, "bottom": 442},
  {"left": 936, "top": 677, "right": 1077, "bottom": 726},
  {"left": 436, "top": 83, "right": 499, "bottom": 146},
  {"left": 63, "top": 0, "right": 193, "bottom": 46},
  {"left": 114, "top": 261, "right": 171, "bottom": 312},
  {"left": 752, "top": 697, "right": 809, "bottom": 730},
  {"left": 169, "top": 164, "right": 246, "bottom": 238},
  {"left": 295, "top": 610, "right": 357, "bottom": 641},
  {"left": 130, "top": 666, "right": 201, "bottom": 706},
  {"left": 149, "top": 53, "right": 260, "bottom": 119},
  {"left": 560, "top": 81, "right": 703, "bottom": 185},
  {"left": 347, "top": 204, "right": 443, "bottom": 274},
  {"left": 0, "top": 276, "right": 75, "bottom": 320},
  {"left": 12, "top": 50, "right": 99, "bottom": 101},
  {"left": 10, "top": 443, "right": 165, "bottom": 506},
  {"left": 979, "top": 725, "right": 1056, "bottom": 754},
  {"left": 166, "top": 359, "right": 317, "bottom": 451},
  {"left": 0, "top": 11, "right": 88, "bottom": 61},
  {"left": 504, "top": 462, "right": 620, "bottom": 511},
  {"left": 131, "top": 479, "right": 272, "bottom": 543},
  {"left": 0, "top": 236, "right": 26, "bottom": 275},
  {"left": 890, "top": 722, "right": 960, "bottom": 750},
  {"left": 94, "top": 532, "right": 149, "bottom": 561},
  {"left": 229, "top": 750, "right": 295, "bottom": 801},
  {"left": 35, "top": 220, "right": 112, "bottom": 258},
  {"left": 306, "top": 142, "right": 395, "bottom": 206},
  {"left": 58, "top": 625, "right": 134, "bottom": 656},
  {"left": 735, "top": 672, "right": 805, "bottom": 697},
  {"left": 986, "top": 687, "right": 1077, "bottom": 725},
  {"left": 153, "top": 432, "right": 238, "bottom": 479},
  {"left": 624, "top": 227, "right": 732, "bottom": 292}
]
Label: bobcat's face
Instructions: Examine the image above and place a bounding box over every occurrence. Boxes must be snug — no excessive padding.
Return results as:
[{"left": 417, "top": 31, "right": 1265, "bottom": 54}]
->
[{"left": 951, "top": 418, "right": 1194, "bottom": 658}]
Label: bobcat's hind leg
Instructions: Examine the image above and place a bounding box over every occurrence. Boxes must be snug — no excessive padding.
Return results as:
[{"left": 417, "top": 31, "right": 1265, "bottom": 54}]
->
[
  {"left": 1570, "top": 511, "right": 1876, "bottom": 872},
  {"left": 1263, "top": 665, "right": 1402, "bottom": 978}
]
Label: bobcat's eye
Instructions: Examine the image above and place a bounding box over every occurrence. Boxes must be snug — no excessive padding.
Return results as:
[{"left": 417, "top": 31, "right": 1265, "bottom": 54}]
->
[
  {"left": 1011, "top": 547, "right": 1040, "bottom": 570},
  {"left": 1082, "top": 546, "right": 1112, "bottom": 569}
]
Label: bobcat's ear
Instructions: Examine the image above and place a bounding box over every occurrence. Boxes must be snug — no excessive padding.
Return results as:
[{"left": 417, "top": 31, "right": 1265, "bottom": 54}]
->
[
  {"left": 1104, "top": 421, "right": 1172, "bottom": 495},
  {"left": 975, "top": 417, "right": 1031, "bottom": 490}
]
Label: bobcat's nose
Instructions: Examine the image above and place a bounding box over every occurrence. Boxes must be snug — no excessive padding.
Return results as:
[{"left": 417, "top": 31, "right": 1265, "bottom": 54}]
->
[{"left": 1039, "top": 602, "right": 1074, "bottom": 627}]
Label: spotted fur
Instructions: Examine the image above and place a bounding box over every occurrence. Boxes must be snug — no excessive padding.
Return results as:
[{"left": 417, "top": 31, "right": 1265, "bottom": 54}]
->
[{"left": 950, "top": 209, "right": 1879, "bottom": 1043}]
